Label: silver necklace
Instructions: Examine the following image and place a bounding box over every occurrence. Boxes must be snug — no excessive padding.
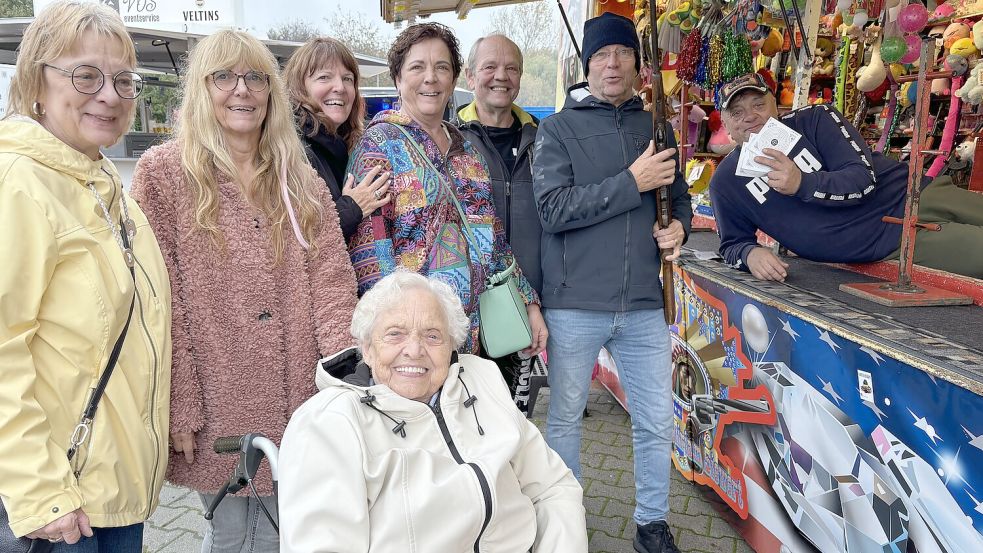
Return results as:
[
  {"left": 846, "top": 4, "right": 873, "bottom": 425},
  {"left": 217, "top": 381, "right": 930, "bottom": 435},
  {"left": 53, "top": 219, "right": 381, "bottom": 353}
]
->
[{"left": 87, "top": 182, "right": 136, "bottom": 268}]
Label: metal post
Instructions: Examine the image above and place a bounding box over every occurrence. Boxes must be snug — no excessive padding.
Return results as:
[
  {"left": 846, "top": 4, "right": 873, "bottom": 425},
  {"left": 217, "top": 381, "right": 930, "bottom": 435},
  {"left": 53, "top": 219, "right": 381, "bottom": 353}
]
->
[{"left": 892, "top": 39, "right": 933, "bottom": 291}]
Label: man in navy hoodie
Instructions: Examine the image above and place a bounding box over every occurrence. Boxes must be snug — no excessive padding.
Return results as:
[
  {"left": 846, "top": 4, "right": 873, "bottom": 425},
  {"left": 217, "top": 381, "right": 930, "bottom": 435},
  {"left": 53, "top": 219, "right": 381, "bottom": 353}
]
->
[
  {"left": 711, "top": 72, "right": 983, "bottom": 280},
  {"left": 533, "top": 12, "right": 692, "bottom": 553}
]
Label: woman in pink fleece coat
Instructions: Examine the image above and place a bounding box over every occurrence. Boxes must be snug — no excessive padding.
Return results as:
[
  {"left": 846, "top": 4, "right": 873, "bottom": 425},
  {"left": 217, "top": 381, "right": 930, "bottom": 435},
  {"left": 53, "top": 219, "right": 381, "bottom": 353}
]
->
[{"left": 130, "top": 30, "right": 358, "bottom": 552}]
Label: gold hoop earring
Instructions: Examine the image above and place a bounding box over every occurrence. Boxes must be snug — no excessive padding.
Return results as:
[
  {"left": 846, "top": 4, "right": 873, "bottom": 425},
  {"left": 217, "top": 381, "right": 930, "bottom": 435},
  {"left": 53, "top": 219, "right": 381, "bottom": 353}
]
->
[{"left": 32, "top": 101, "right": 45, "bottom": 117}]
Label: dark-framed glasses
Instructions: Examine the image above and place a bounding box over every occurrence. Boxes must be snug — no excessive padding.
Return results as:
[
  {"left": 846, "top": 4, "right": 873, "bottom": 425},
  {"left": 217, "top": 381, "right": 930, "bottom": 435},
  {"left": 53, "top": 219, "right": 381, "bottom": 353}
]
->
[
  {"left": 43, "top": 63, "right": 144, "bottom": 99},
  {"left": 210, "top": 70, "right": 270, "bottom": 92}
]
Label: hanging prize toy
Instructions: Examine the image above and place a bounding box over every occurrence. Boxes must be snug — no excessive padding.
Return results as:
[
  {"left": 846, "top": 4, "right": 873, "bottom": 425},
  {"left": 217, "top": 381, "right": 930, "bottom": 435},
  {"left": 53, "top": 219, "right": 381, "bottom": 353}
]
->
[
  {"left": 722, "top": 31, "right": 754, "bottom": 82},
  {"left": 677, "top": 28, "right": 703, "bottom": 83},
  {"left": 927, "top": 56, "right": 968, "bottom": 178}
]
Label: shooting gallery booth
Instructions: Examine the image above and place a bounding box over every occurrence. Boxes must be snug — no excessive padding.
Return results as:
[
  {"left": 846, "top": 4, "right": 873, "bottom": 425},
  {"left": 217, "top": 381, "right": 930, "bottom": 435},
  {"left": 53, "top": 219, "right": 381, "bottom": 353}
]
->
[{"left": 378, "top": 1, "right": 983, "bottom": 551}]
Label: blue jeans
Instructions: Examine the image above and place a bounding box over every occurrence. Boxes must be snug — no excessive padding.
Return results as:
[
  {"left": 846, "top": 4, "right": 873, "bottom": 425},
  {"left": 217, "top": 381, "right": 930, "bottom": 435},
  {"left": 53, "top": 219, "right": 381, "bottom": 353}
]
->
[
  {"left": 49, "top": 523, "right": 143, "bottom": 553},
  {"left": 198, "top": 493, "right": 279, "bottom": 553},
  {"left": 544, "top": 308, "right": 672, "bottom": 525}
]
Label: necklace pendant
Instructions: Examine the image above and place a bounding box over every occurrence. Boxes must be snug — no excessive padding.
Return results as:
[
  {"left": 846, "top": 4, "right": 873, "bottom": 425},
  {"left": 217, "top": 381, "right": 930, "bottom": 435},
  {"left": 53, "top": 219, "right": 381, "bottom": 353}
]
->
[
  {"left": 124, "top": 219, "right": 137, "bottom": 240},
  {"left": 124, "top": 248, "right": 135, "bottom": 268}
]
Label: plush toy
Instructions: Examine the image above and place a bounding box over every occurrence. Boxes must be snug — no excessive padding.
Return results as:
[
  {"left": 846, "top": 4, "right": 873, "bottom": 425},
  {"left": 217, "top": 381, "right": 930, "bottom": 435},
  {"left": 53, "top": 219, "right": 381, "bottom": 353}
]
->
[
  {"left": 933, "top": 3, "right": 956, "bottom": 19},
  {"left": 707, "top": 110, "right": 736, "bottom": 155},
  {"left": 946, "top": 54, "right": 970, "bottom": 77},
  {"left": 973, "top": 20, "right": 983, "bottom": 51},
  {"left": 779, "top": 75, "right": 795, "bottom": 106},
  {"left": 956, "top": 138, "right": 977, "bottom": 162},
  {"left": 685, "top": 159, "right": 714, "bottom": 194},
  {"left": 671, "top": 101, "right": 706, "bottom": 159},
  {"left": 943, "top": 21, "right": 971, "bottom": 50},
  {"left": 930, "top": 23, "right": 970, "bottom": 96},
  {"left": 761, "top": 28, "right": 783, "bottom": 57},
  {"left": 950, "top": 38, "right": 978, "bottom": 59},
  {"left": 955, "top": 62, "right": 983, "bottom": 104},
  {"left": 757, "top": 68, "right": 778, "bottom": 93},
  {"left": 813, "top": 37, "right": 836, "bottom": 76},
  {"left": 857, "top": 39, "right": 887, "bottom": 93}
]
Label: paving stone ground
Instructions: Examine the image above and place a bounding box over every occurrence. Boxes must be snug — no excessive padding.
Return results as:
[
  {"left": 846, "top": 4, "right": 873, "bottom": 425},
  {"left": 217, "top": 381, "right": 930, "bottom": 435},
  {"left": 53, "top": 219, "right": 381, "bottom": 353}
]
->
[{"left": 144, "top": 383, "right": 752, "bottom": 553}]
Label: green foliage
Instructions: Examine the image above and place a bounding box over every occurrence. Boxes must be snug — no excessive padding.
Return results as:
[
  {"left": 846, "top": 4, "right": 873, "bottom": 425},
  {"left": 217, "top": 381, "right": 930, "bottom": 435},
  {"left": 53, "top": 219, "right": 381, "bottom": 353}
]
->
[
  {"left": 515, "top": 50, "right": 559, "bottom": 107},
  {"left": 0, "top": 0, "right": 32, "bottom": 18},
  {"left": 133, "top": 75, "right": 179, "bottom": 132}
]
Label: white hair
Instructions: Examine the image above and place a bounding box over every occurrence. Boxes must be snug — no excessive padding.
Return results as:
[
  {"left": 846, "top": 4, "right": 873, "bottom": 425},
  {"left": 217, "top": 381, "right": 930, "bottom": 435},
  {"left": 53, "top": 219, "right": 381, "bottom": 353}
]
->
[
  {"left": 351, "top": 271, "right": 470, "bottom": 349},
  {"left": 466, "top": 33, "right": 523, "bottom": 75}
]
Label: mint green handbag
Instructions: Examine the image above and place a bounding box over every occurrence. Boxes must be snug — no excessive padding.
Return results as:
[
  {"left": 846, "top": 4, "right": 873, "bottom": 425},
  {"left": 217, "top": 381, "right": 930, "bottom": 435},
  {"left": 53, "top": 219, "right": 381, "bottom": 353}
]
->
[
  {"left": 477, "top": 257, "right": 533, "bottom": 358},
  {"left": 392, "top": 124, "right": 532, "bottom": 357}
]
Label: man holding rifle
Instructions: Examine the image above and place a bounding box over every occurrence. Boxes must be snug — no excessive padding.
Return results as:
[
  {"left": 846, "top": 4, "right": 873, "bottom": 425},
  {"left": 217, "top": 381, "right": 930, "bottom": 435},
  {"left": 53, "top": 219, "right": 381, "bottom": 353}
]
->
[{"left": 532, "top": 12, "right": 691, "bottom": 553}]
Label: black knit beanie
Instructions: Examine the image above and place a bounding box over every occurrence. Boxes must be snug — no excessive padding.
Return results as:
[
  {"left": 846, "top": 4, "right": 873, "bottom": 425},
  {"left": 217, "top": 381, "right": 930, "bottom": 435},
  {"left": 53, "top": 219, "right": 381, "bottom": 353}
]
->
[{"left": 582, "top": 12, "right": 641, "bottom": 76}]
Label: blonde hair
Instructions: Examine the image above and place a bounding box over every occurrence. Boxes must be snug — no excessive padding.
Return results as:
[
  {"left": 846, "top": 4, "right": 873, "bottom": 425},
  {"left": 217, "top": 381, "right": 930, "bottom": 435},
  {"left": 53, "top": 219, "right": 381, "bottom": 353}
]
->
[
  {"left": 284, "top": 37, "right": 365, "bottom": 149},
  {"left": 176, "top": 30, "right": 321, "bottom": 261},
  {"left": 5, "top": 0, "right": 137, "bottom": 122}
]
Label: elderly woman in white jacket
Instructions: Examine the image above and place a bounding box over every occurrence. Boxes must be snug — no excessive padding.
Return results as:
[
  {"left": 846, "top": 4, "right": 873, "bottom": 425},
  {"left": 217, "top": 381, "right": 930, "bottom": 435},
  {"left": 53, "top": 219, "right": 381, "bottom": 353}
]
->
[{"left": 278, "top": 271, "right": 587, "bottom": 553}]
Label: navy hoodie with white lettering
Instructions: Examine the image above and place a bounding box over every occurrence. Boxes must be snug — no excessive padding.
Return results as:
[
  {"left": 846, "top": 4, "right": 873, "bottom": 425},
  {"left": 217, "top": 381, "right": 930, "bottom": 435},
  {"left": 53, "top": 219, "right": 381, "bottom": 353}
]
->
[{"left": 709, "top": 104, "right": 908, "bottom": 270}]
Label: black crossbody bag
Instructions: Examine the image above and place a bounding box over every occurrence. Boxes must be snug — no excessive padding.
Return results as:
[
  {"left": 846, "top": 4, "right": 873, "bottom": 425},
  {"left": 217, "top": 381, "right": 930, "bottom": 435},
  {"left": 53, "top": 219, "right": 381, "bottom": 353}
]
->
[{"left": 0, "top": 226, "right": 136, "bottom": 553}]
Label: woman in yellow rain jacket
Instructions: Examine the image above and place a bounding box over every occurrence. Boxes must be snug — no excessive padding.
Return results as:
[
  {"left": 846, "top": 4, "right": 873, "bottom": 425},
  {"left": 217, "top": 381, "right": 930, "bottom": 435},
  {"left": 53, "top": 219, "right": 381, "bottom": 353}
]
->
[{"left": 0, "top": 2, "right": 171, "bottom": 551}]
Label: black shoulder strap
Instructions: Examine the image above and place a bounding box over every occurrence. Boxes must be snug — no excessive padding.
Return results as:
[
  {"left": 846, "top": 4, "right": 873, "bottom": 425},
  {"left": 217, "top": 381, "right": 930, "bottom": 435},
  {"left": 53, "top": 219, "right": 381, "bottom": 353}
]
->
[{"left": 67, "top": 223, "right": 137, "bottom": 462}]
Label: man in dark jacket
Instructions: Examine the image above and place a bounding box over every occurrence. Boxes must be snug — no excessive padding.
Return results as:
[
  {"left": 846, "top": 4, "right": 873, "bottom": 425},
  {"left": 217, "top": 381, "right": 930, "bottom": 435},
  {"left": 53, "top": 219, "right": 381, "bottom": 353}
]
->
[
  {"left": 712, "top": 72, "right": 983, "bottom": 280},
  {"left": 532, "top": 12, "right": 692, "bottom": 553},
  {"left": 457, "top": 33, "right": 545, "bottom": 412}
]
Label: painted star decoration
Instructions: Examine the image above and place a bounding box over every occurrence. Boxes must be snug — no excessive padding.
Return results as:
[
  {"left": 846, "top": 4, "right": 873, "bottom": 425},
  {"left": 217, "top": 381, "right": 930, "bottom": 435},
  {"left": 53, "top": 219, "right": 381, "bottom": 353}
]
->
[{"left": 818, "top": 330, "right": 841, "bottom": 352}]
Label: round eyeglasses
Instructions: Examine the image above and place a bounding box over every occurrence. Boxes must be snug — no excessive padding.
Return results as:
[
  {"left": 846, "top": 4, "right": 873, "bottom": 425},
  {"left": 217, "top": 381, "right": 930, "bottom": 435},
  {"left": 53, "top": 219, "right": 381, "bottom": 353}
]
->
[
  {"left": 210, "top": 70, "right": 270, "bottom": 92},
  {"left": 43, "top": 63, "right": 144, "bottom": 99}
]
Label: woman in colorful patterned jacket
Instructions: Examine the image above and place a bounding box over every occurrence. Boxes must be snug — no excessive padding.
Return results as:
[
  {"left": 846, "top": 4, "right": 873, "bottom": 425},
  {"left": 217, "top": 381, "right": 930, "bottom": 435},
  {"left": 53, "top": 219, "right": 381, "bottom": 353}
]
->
[{"left": 347, "top": 22, "right": 546, "bottom": 355}]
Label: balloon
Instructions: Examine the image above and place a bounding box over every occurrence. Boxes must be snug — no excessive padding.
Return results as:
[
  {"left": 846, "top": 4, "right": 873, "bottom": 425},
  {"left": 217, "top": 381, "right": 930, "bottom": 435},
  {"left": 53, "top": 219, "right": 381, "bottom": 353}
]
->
[
  {"left": 880, "top": 36, "right": 907, "bottom": 64},
  {"left": 898, "top": 3, "right": 929, "bottom": 34},
  {"left": 901, "top": 34, "right": 922, "bottom": 64},
  {"left": 741, "top": 305, "right": 770, "bottom": 354},
  {"left": 853, "top": 9, "right": 869, "bottom": 28},
  {"left": 836, "top": 0, "right": 852, "bottom": 12}
]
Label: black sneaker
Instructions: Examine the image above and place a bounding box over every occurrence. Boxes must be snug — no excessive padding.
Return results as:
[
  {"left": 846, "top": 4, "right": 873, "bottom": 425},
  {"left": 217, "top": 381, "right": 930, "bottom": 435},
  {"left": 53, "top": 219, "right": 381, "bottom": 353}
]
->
[{"left": 633, "top": 520, "right": 681, "bottom": 553}]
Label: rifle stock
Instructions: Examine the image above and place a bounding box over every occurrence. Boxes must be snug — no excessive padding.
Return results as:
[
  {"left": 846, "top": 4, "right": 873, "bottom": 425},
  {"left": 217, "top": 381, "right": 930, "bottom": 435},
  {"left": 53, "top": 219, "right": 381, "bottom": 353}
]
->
[{"left": 649, "top": 2, "right": 675, "bottom": 326}]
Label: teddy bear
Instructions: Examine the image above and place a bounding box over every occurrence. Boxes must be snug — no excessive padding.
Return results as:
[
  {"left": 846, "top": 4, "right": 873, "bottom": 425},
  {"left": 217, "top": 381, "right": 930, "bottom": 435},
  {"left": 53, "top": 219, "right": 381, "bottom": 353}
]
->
[{"left": 813, "top": 37, "right": 836, "bottom": 77}]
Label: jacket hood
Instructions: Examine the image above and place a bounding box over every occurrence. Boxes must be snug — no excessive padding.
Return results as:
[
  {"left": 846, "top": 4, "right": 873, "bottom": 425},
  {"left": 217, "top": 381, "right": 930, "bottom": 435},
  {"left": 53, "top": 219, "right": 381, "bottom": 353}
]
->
[
  {"left": 0, "top": 117, "right": 118, "bottom": 184},
  {"left": 315, "top": 351, "right": 485, "bottom": 438},
  {"left": 456, "top": 102, "right": 538, "bottom": 128},
  {"left": 562, "top": 82, "right": 643, "bottom": 112}
]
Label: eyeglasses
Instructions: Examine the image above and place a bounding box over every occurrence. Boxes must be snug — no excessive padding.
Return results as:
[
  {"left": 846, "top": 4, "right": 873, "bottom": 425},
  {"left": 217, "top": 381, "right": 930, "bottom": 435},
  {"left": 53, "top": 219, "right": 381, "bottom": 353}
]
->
[
  {"left": 589, "top": 47, "right": 635, "bottom": 65},
  {"left": 210, "top": 70, "right": 270, "bottom": 92},
  {"left": 43, "top": 63, "right": 143, "bottom": 99}
]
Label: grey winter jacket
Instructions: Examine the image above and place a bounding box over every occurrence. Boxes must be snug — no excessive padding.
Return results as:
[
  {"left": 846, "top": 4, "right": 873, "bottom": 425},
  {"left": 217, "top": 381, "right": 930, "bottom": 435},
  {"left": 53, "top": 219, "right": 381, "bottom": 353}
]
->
[
  {"left": 532, "top": 83, "right": 692, "bottom": 311},
  {"left": 457, "top": 103, "right": 544, "bottom": 293}
]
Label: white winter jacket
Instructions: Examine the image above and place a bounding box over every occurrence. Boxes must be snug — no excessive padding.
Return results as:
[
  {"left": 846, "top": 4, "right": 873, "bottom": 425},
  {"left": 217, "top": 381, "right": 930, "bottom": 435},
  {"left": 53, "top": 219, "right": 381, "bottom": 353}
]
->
[{"left": 278, "top": 354, "right": 587, "bottom": 553}]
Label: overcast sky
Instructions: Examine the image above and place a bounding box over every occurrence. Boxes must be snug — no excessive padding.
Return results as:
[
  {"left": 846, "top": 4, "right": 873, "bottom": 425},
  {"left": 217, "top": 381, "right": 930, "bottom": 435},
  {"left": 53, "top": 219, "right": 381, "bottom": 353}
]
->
[{"left": 241, "top": 0, "right": 505, "bottom": 55}]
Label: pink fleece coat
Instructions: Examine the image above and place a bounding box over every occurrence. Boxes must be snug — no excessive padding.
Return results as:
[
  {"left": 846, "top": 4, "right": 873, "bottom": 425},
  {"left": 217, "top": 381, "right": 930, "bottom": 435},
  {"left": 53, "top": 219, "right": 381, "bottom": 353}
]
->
[{"left": 130, "top": 141, "right": 358, "bottom": 495}]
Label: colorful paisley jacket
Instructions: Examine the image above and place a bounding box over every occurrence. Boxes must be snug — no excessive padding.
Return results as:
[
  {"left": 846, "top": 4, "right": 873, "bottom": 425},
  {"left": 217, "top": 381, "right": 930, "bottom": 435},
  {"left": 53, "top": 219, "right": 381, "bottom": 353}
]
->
[{"left": 347, "top": 110, "right": 538, "bottom": 353}]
